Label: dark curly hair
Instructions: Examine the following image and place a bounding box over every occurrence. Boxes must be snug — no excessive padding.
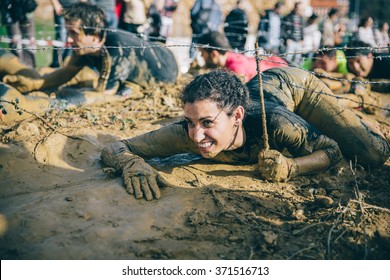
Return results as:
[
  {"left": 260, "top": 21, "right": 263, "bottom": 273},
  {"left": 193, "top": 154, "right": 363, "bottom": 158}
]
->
[
  {"left": 314, "top": 46, "right": 337, "bottom": 58},
  {"left": 197, "top": 31, "right": 230, "bottom": 55},
  {"left": 63, "top": 2, "right": 108, "bottom": 41},
  {"left": 181, "top": 70, "right": 249, "bottom": 115},
  {"left": 344, "top": 40, "right": 372, "bottom": 57}
]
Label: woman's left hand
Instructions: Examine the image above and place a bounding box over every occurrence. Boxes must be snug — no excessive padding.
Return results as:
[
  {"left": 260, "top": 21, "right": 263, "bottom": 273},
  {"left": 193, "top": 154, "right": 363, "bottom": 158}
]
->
[{"left": 258, "top": 149, "right": 299, "bottom": 182}]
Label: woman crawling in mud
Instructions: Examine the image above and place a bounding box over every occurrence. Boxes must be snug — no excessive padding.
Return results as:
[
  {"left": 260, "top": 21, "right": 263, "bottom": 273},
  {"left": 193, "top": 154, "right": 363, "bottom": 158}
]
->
[{"left": 101, "top": 67, "right": 390, "bottom": 201}]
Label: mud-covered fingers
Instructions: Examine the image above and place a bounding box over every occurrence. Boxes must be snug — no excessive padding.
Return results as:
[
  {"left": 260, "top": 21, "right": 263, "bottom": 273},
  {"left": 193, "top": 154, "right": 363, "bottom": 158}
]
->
[
  {"left": 148, "top": 176, "right": 161, "bottom": 200},
  {"left": 258, "top": 151, "right": 285, "bottom": 180},
  {"left": 257, "top": 158, "right": 269, "bottom": 172},
  {"left": 259, "top": 152, "right": 284, "bottom": 171},
  {"left": 122, "top": 174, "right": 134, "bottom": 195},
  {"left": 264, "top": 161, "right": 277, "bottom": 177},
  {"left": 139, "top": 176, "right": 153, "bottom": 201},
  {"left": 124, "top": 183, "right": 134, "bottom": 195},
  {"left": 123, "top": 174, "right": 158, "bottom": 200},
  {"left": 131, "top": 176, "right": 143, "bottom": 199},
  {"left": 3, "top": 75, "right": 28, "bottom": 89},
  {"left": 258, "top": 150, "right": 273, "bottom": 161},
  {"left": 346, "top": 73, "right": 356, "bottom": 80},
  {"left": 2, "top": 75, "right": 16, "bottom": 83},
  {"left": 258, "top": 152, "right": 276, "bottom": 170},
  {"left": 260, "top": 150, "right": 282, "bottom": 161},
  {"left": 313, "top": 68, "right": 325, "bottom": 74}
]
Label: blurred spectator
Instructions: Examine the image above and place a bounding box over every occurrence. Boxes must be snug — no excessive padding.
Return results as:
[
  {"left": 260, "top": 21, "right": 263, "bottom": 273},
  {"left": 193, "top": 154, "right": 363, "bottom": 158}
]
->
[
  {"left": 142, "top": 3, "right": 166, "bottom": 42},
  {"left": 94, "top": 0, "right": 118, "bottom": 29},
  {"left": 320, "top": 8, "right": 338, "bottom": 47},
  {"left": 0, "top": 0, "right": 37, "bottom": 67},
  {"left": 374, "top": 22, "right": 389, "bottom": 50},
  {"left": 302, "top": 14, "right": 321, "bottom": 58},
  {"left": 49, "top": 0, "right": 78, "bottom": 68},
  {"left": 154, "top": 0, "right": 179, "bottom": 38},
  {"left": 257, "top": 1, "right": 283, "bottom": 54},
  {"left": 334, "top": 19, "right": 349, "bottom": 47},
  {"left": 197, "top": 31, "right": 288, "bottom": 82},
  {"left": 224, "top": 0, "right": 248, "bottom": 51},
  {"left": 281, "top": 1, "right": 304, "bottom": 64},
  {"left": 189, "top": 0, "right": 223, "bottom": 62},
  {"left": 356, "top": 17, "right": 377, "bottom": 47},
  {"left": 118, "top": 0, "right": 147, "bottom": 34},
  {"left": 115, "top": 0, "right": 123, "bottom": 21},
  {"left": 190, "top": 0, "right": 222, "bottom": 35}
]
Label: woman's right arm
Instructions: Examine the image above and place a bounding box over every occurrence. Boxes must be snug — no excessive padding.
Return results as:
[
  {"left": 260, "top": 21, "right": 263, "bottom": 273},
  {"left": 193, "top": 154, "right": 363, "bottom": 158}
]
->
[
  {"left": 258, "top": 106, "right": 342, "bottom": 182},
  {"left": 101, "top": 122, "right": 197, "bottom": 200}
]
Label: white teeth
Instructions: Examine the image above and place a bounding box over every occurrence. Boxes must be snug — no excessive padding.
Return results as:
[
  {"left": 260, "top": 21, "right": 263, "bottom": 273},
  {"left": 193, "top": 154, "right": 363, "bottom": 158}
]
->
[{"left": 199, "top": 142, "right": 212, "bottom": 148}]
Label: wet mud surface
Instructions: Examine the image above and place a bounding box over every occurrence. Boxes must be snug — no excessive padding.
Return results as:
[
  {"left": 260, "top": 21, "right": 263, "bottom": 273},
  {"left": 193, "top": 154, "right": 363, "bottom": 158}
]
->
[{"left": 0, "top": 73, "right": 389, "bottom": 260}]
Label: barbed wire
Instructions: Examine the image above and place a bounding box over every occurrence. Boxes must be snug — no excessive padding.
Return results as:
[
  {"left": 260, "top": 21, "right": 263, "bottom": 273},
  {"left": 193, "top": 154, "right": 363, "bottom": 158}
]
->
[
  {"left": 2, "top": 34, "right": 390, "bottom": 60},
  {"left": 302, "top": 54, "right": 390, "bottom": 61},
  {"left": 1, "top": 34, "right": 389, "bottom": 74},
  {"left": 0, "top": 18, "right": 386, "bottom": 43},
  {"left": 3, "top": 35, "right": 390, "bottom": 88},
  {"left": 1, "top": 30, "right": 390, "bottom": 112}
]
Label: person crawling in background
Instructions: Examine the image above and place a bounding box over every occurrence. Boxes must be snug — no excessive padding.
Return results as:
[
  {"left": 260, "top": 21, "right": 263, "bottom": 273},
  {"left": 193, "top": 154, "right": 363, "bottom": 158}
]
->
[
  {"left": 3, "top": 2, "right": 178, "bottom": 102},
  {"left": 197, "top": 31, "right": 289, "bottom": 82},
  {"left": 101, "top": 67, "right": 389, "bottom": 201},
  {"left": 302, "top": 47, "right": 381, "bottom": 114}
]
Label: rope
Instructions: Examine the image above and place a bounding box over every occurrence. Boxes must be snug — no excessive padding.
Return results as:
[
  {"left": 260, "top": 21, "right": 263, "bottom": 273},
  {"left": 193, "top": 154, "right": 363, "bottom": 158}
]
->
[{"left": 254, "top": 42, "right": 269, "bottom": 150}]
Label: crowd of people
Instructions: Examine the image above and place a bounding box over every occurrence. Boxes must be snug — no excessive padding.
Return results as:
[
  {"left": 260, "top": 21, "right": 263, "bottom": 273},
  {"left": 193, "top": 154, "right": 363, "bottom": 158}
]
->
[
  {"left": 1, "top": 1, "right": 389, "bottom": 201},
  {"left": 0, "top": 0, "right": 179, "bottom": 67},
  {"left": 256, "top": 2, "right": 389, "bottom": 59},
  {"left": 1, "top": 1, "right": 389, "bottom": 69}
]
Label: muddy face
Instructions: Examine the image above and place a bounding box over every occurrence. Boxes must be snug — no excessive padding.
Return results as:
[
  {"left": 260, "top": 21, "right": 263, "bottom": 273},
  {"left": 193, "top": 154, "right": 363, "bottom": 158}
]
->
[
  {"left": 65, "top": 20, "right": 103, "bottom": 56},
  {"left": 313, "top": 55, "right": 337, "bottom": 72},
  {"left": 347, "top": 55, "right": 374, "bottom": 77},
  {"left": 183, "top": 99, "right": 244, "bottom": 158},
  {"left": 200, "top": 49, "right": 219, "bottom": 69}
]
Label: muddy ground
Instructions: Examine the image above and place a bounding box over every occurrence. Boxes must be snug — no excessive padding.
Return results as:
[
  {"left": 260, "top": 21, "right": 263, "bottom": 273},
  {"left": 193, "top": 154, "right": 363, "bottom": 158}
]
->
[{"left": 0, "top": 72, "right": 389, "bottom": 260}]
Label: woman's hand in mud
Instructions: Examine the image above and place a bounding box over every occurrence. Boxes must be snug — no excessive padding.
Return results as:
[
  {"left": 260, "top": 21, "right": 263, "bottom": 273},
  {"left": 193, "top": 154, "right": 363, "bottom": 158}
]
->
[
  {"left": 258, "top": 149, "right": 298, "bottom": 182},
  {"left": 122, "top": 158, "right": 161, "bottom": 201},
  {"left": 3, "top": 75, "right": 43, "bottom": 93},
  {"left": 101, "top": 141, "right": 172, "bottom": 201}
]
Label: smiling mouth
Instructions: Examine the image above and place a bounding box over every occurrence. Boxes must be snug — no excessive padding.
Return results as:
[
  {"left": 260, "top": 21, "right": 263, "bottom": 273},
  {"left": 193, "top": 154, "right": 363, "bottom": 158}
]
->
[
  {"left": 197, "top": 141, "right": 214, "bottom": 152},
  {"left": 199, "top": 142, "right": 212, "bottom": 148}
]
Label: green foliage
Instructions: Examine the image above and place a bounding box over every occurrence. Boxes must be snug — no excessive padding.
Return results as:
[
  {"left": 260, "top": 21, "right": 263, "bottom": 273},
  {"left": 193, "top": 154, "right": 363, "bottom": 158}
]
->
[{"left": 0, "top": 98, "right": 24, "bottom": 115}]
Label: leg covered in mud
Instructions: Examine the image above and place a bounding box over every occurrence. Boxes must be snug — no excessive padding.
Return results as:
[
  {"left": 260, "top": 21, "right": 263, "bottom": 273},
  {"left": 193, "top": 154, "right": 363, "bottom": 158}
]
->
[
  {"left": 295, "top": 73, "right": 389, "bottom": 168},
  {"left": 310, "top": 69, "right": 381, "bottom": 114}
]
